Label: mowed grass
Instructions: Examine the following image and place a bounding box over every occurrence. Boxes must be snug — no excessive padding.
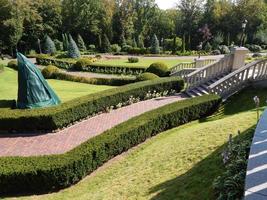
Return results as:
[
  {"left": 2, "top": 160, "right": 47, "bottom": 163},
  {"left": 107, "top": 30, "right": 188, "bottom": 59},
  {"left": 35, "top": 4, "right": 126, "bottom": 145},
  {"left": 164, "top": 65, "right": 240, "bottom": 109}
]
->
[
  {"left": 95, "top": 58, "right": 193, "bottom": 68},
  {"left": 0, "top": 67, "right": 114, "bottom": 103},
  {"left": 10, "top": 87, "right": 266, "bottom": 200}
]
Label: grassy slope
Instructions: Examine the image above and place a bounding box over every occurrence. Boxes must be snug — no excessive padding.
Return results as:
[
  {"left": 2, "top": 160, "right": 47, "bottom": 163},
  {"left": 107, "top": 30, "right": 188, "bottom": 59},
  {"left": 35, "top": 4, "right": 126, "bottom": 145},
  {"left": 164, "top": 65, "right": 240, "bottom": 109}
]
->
[
  {"left": 10, "top": 87, "right": 265, "bottom": 200},
  {"left": 95, "top": 58, "right": 193, "bottom": 68},
  {"left": 0, "top": 67, "right": 114, "bottom": 103}
]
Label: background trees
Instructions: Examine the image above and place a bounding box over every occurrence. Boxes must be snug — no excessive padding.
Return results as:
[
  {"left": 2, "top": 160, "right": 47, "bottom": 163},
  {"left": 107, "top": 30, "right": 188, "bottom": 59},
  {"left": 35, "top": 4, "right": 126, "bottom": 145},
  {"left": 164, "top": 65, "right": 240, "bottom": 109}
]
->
[{"left": 0, "top": 0, "right": 266, "bottom": 55}]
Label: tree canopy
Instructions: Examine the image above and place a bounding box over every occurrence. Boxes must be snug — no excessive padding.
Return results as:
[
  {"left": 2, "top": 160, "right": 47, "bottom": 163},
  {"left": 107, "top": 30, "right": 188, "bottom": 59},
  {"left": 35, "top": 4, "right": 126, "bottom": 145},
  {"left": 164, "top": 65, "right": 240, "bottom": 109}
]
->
[{"left": 0, "top": 0, "right": 266, "bottom": 54}]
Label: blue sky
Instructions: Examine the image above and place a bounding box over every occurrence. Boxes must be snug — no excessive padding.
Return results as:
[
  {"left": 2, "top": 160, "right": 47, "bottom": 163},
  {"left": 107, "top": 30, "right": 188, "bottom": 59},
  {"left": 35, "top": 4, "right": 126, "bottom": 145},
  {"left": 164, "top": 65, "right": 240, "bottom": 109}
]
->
[{"left": 156, "top": 0, "right": 177, "bottom": 10}]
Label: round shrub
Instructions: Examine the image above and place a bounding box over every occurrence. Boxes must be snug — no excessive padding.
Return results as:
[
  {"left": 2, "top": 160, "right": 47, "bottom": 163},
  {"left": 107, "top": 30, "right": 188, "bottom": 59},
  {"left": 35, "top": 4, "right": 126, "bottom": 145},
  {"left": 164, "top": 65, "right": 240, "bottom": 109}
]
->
[
  {"left": 146, "top": 62, "right": 169, "bottom": 77},
  {"left": 128, "top": 57, "right": 139, "bottom": 63},
  {"left": 136, "top": 72, "right": 159, "bottom": 81},
  {"left": 212, "top": 50, "right": 221, "bottom": 55},
  {"left": 41, "top": 65, "right": 60, "bottom": 79},
  {"left": 111, "top": 44, "right": 121, "bottom": 53},
  {"left": 73, "top": 58, "right": 92, "bottom": 71},
  {"left": 7, "top": 60, "right": 18, "bottom": 70},
  {"left": 218, "top": 45, "right": 230, "bottom": 54}
]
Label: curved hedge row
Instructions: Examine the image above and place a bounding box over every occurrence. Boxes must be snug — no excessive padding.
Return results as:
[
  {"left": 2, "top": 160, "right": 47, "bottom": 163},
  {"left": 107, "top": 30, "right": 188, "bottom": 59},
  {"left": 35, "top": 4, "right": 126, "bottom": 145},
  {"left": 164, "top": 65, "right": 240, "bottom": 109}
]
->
[
  {"left": 0, "top": 94, "right": 221, "bottom": 195},
  {"left": 0, "top": 77, "right": 184, "bottom": 132},
  {"left": 36, "top": 57, "right": 146, "bottom": 75}
]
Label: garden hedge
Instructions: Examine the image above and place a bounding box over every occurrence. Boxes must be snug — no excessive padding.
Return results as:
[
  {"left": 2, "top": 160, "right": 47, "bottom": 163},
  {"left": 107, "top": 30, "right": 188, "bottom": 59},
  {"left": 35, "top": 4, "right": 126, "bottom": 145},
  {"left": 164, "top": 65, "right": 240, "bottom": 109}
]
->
[
  {"left": 0, "top": 77, "right": 184, "bottom": 132},
  {"left": 0, "top": 94, "right": 221, "bottom": 195},
  {"left": 36, "top": 57, "right": 146, "bottom": 75},
  {"left": 42, "top": 65, "right": 137, "bottom": 86}
]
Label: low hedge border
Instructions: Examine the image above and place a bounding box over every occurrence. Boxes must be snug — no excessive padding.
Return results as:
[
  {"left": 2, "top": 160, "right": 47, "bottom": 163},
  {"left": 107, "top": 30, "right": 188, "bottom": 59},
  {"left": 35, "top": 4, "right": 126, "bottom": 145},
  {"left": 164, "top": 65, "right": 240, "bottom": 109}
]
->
[
  {"left": 0, "top": 94, "right": 221, "bottom": 195},
  {"left": 44, "top": 69, "right": 137, "bottom": 86},
  {"left": 36, "top": 57, "right": 146, "bottom": 75},
  {"left": 0, "top": 77, "right": 184, "bottom": 132}
]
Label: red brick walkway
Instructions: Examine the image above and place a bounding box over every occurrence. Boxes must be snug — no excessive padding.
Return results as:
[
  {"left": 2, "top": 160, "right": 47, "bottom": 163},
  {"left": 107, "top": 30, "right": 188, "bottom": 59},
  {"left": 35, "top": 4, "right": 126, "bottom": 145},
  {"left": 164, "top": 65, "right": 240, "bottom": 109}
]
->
[{"left": 0, "top": 94, "right": 186, "bottom": 157}]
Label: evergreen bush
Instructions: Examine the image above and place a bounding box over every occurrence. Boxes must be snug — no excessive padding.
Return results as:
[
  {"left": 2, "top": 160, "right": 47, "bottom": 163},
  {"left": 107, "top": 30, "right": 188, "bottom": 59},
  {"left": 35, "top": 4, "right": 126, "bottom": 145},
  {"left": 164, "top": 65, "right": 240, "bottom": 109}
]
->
[
  {"left": 77, "top": 34, "right": 87, "bottom": 51},
  {"left": 62, "top": 33, "right": 69, "bottom": 51},
  {"left": 110, "top": 44, "right": 121, "bottom": 53},
  {"left": 137, "top": 72, "right": 159, "bottom": 81},
  {"left": 151, "top": 34, "right": 160, "bottom": 54},
  {"left": 54, "top": 39, "right": 63, "bottom": 51},
  {"left": 41, "top": 65, "right": 60, "bottom": 79},
  {"left": 44, "top": 35, "right": 56, "bottom": 55},
  {"left": 146, "top": 62, "right": 169, "bottom": 77},
  {"left": 101, "top": 34, "right": 111, "bottom": 53},
  {"left": 68, "top": 34, "right": 80, "bottom": 58}
]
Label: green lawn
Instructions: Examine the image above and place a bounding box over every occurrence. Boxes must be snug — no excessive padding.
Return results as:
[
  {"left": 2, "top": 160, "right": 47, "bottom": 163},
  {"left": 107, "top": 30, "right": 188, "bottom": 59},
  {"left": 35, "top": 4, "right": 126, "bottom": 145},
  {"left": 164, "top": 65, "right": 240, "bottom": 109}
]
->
[
  {"left": 95, "top": 58, "right": 193, "bottom": 68},
  {"left": 0, "top": 67, "right": 114, "bottom": 103},
  {"left": 10, "top": 87, "right": 264, "bottom": 200}
]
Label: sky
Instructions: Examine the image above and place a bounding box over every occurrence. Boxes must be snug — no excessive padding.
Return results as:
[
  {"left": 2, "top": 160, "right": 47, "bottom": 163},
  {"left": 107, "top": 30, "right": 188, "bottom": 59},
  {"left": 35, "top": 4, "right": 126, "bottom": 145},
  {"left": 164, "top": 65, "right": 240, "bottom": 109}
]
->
[{"left": 155, "top": 0, "right": 177, "bottom": 10}]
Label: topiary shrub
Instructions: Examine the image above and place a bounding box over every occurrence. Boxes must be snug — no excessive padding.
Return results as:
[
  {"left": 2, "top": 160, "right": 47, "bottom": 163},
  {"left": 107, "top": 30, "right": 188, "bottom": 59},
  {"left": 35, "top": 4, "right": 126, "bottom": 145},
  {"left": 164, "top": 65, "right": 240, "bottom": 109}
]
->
[
  {"left": 137, "top": 72, "right": 159, "bottom": 81},
  {"left": 204, "top": 42, "right": 212, "bottom": 52},
  {"left": 111, "top": 44, "right": 121, "bottom": 53},
  {"left": 44, "top": 35, "right": 57, "bottom": 55},
  {"left": 54, "top": 39, "right": 63, "bottom": 51},
  {"left": 41, "top": 65, "right": 60, "bottom": 79},
  {"left": 128, "top": 57, "right": 139, "bottom": 63},
  {"left": 68, "top": 34, "right": 81, "bottom": 58},
  {"left": 212, "top": 50, "right": 221, "bottom": 55},
  {"left": 77, "top": 34, "right": 87, "bottom": 52},
  {"left": 146, "top": 62, "right": 169, "bottom": 77},
  {"left": 72, "top": 58, "right": 93, "bottom": 71},
  {"left": 218, "top": 45, "right": 230, "bottom": 54},
  {"left": 101, "top": 34, "right": 111, "bottom": 53},
  {"left": 151, "top": 34, "right": 160, "bottom": 54},
  {"left": 7, "top": 60, "right": 18, "bottom": 70}
]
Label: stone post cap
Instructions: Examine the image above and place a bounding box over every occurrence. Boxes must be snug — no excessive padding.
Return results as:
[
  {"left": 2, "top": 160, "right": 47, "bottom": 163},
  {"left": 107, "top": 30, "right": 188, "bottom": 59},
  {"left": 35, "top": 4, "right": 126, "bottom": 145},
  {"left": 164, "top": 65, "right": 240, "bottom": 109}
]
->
[{"left": 230, "top": 46, "right": 249, "bottom": 54}]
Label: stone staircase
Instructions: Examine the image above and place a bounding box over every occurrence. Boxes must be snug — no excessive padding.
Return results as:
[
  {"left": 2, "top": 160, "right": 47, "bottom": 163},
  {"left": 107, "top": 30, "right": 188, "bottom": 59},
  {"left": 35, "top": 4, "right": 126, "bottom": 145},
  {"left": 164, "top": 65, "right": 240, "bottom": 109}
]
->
[{"left": 172, "top": 47, "right": 267, "bottom": 99}]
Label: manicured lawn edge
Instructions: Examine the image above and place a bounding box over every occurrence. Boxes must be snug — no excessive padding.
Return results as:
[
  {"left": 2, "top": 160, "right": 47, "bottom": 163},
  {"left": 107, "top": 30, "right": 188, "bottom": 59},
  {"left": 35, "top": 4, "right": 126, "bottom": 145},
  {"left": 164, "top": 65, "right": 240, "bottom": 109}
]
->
[
  {"left": 36, "top": 57, "right": 146, "bottom": 75},
  {"left": 0, "top": 94, "right": 221, "bottom": 195},
  {"left": 0, "top": 77, "right": 184, "bottom": 132}
]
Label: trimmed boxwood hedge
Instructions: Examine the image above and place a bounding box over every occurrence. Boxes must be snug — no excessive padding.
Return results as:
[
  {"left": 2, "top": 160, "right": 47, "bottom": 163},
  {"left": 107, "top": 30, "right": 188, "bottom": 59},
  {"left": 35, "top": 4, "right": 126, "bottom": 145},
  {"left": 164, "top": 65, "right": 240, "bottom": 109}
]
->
[
  {"left": 0, "top": 94, "right": 221, "bottom": 195},
  {"left": 36, "top": 57, "right": 146, "bottom": 75},
  {"left": 0, "top": 77, "right": 184, "bottom": 132}
]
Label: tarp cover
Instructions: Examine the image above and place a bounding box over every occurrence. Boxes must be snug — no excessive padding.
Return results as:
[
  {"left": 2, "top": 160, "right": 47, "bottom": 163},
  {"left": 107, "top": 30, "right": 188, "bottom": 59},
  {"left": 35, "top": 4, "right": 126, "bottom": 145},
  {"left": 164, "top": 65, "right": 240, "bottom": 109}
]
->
[{"left": 17, "top": 53, "right": 61, "bottom": 109}]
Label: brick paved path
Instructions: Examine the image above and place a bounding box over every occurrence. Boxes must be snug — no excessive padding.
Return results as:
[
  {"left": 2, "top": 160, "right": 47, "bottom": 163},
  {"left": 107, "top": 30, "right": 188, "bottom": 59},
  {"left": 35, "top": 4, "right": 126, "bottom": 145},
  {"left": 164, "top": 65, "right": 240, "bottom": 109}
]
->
[{"left": 0, "top": 94, "right": 186, "bottom": 157}]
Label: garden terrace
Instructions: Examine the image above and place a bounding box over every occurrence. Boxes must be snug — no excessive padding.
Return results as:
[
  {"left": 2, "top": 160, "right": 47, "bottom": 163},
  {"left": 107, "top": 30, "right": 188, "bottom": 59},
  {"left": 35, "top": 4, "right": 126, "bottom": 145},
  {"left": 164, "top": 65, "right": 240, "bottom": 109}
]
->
[
  {"left": 0, "top": 94, "right": 220, "bottom": 195},
  {"left": 0, "top": 75, "right": 184, "bottom": 132}
]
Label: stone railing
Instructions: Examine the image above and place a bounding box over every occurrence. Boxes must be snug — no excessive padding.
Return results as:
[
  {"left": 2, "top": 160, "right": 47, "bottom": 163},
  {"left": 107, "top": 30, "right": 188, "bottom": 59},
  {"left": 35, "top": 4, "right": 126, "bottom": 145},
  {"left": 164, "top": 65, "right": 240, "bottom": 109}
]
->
[
  {"left": 170, "top": 59, "right": 216, "bottom": 76},
  {"left": 208, "top": 59, "right": 267, "bottom": 98},
  {"left": 185, "top": 54, "right": 234, "bottom": 89},
  {"left": 170, "top": 62, "right": 196, "bottom": 75},
  {"left": 171, "top": 68, "right": 196, "bottom": 78}
]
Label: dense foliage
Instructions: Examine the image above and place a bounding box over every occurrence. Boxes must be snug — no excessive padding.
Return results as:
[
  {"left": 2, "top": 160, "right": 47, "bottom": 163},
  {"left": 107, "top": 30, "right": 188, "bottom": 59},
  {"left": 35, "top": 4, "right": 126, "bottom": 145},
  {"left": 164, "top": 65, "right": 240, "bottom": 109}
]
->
[
  {"left": 0, "top": 94, "right": 221, "bottom": 195},
  {"left": 68, "top": 35, "right": 80, "bottom": 58},
  {"left": 213, "top": 128, "right": 254, "bottom": 200},
  {"left": 42, "top": 65, "right": 137, "bottom": 86},
  {"left": 146, "top": 62, "right": 169, "bottom": 77},
  {"left": 44, "top": 35, "right": 56, "bottom": 55},
  {"left": 0, "top": 77, "right": 184, "bottom": 132},
  {"left": 0, "top": 0, "right": 266, "bottom": 55},
  {"left": 36, "top": 56, "right": 146, "bottom": 75},
  {"left": 136, "top": 72, "right": 159, "bottom": 81}
]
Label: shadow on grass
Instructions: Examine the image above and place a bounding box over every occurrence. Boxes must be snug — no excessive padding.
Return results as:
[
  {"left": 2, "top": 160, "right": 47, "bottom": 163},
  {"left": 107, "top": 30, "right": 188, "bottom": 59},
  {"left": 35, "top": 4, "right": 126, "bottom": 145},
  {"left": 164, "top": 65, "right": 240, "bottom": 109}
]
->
[
  {"left": 149, "top": 126, "right": 255, "bottom": 200},
  {"left": 0, "top": 100, "right": 15, "bottom": 108},
  {"left": 199, "top": 86, "right": 267, "bottom": 123}
]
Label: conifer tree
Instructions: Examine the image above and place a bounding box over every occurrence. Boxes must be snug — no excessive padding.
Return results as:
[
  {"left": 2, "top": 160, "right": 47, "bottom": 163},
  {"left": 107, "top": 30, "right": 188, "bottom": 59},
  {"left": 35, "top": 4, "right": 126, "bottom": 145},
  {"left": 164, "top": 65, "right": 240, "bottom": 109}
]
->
[
  {"left": 151, "top": 34, "right": 160, "bottom": 54},
  {"left": 77, "top": 34, "right": 87, "bottom": 51},
  {"left": 138, "top": 35, "right": 144, "bottom": 48},
  {"left": 44, "top": 35, "right": 56, "bottom": 55},
  {"left": 101, "top": 34, "right": 111, "bottom": 53},
  {"left": 68, "top": 34, "right": 80, "bottom": 58}
]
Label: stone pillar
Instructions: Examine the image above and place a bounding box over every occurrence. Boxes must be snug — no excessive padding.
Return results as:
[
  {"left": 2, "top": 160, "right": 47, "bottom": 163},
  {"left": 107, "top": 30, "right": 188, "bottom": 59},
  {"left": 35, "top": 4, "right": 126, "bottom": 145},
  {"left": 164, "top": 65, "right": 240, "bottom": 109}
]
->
[
  {"left": 231, "top": 47, "right": 249, "bottom": 70},
  {"left": 195, "top": 58, "right": 206, "bottom": 68}
]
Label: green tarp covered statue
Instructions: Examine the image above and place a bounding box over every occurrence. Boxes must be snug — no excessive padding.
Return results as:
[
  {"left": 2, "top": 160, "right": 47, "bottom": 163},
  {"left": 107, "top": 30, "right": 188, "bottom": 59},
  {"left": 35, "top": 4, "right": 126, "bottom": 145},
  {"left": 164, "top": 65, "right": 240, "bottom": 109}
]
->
[{"left": 17, "top": 53, "right": 61, "bottom": 109}]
